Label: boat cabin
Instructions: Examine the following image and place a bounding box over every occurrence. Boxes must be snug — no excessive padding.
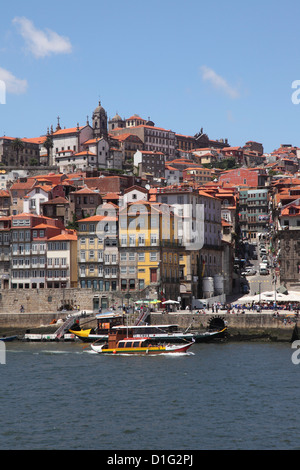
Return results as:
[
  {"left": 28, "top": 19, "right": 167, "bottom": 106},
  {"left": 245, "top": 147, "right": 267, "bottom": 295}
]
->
[
  {"left": 116, "top": 338, "right": 150, "bottom": 349},
  {"left": 106, "top": 328, "right": 154, "bottom": 349},
  {"left": 111, "top": 324, "right": 180, "bottom": 336},
  {"left": 95, "top": 313, "right": 124, "bottom": 333}
]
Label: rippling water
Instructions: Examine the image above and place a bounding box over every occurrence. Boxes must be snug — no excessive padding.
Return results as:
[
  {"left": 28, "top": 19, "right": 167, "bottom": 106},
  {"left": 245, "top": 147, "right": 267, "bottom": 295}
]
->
[{"left": 0, "top": 341, "right": 299, "bottom": 450}]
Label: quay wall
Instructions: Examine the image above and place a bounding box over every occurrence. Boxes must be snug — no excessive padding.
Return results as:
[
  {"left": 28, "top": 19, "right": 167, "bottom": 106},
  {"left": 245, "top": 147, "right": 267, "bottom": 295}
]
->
[
  {"left": 150, "top": 313, "right": 296, "bottom": 342},
  {"left": 0, "top": 310, "right": 297, "bottom": 341},
  {"left": 0, "top": 288, "right": 297, "bottom": 341}
]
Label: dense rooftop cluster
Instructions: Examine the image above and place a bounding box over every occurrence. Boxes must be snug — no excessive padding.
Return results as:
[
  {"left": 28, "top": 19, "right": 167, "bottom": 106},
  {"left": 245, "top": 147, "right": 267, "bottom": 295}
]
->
[{"left": 0, "top": 101, "right": 299, "bottom": 305}]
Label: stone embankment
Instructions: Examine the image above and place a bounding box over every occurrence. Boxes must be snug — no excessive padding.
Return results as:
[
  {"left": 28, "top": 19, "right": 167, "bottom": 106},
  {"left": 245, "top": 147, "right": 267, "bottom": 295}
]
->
[
  {"left": 0, "top": 310, "right": 297, "bottom": 342},
  {"left": 151, "top": 312, "right": 297, "bottom": 342}
]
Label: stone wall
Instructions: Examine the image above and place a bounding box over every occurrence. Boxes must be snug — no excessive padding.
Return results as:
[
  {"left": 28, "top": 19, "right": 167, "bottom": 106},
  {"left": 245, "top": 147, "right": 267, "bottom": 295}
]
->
[
  {"left": 0, "top": 288, "right": 106, "bottom": 314},
  {"left": 150, "top": 312, "right": 296, "bottom": 341}
]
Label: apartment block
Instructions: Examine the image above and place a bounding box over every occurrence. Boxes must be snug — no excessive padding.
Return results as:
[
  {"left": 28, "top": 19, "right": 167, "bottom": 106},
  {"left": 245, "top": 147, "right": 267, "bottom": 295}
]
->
[
  {"left": 119, "top": 201, "right": 181, "bottom": 301},
  {"left": 77, "top": 215, "right": 119, "bottom": 307},
  {"left": 10, "top": 213, "right": 71, "bottom": 289}
]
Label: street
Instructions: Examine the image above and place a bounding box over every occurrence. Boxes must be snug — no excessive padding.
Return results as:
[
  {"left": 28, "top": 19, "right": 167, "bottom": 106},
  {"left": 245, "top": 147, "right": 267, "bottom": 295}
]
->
[
  {"left": 247, "top": 262, "right": 273, "bottom": 296},
  {"left": 240, "top": 241, "right": 276, "bottom": 298}
]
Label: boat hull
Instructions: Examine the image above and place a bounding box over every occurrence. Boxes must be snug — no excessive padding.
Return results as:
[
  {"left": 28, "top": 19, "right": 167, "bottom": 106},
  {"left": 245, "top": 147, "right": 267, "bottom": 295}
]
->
[
  {"left": 91, "top": 341, "right": 194, "bottom": 355},
  {"left": 69, "top": 328, "right": 108, "bottom": 342},
  {"left": 0, "top": 335, "right": 18, "bottom": 342},
  {"left": 194, "top": 327, "right": 227, "bottom": 343},
  {"left": 70, "top": 328, "right": 195, "bottom": 343}
]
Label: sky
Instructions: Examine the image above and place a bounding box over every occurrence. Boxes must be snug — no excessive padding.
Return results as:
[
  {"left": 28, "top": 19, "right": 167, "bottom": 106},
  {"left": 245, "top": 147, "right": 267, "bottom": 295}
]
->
[{"left": 1, "top": 0, "right": 300, "bottom": 154}]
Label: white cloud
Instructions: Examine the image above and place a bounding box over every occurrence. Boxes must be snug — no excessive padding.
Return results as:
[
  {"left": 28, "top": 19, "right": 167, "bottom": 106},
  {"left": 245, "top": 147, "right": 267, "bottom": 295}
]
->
[
  {"left": 200, "top": 65, "right": 240, "bottom": 99},
  {"left": 13, "top": 17, "right": 72, "bottom": 58},
  {"left": 0, "top": 67, "right": 28, "bottom": 94}
]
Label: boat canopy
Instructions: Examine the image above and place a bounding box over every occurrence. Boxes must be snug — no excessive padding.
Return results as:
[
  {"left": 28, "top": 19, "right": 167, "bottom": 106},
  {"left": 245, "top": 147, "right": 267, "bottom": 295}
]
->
[{"left": 112, "top": 324, "right": 179, "bottom": 330}]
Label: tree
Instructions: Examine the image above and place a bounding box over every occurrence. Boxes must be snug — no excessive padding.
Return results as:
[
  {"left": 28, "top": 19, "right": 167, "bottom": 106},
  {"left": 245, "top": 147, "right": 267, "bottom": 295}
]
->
[
  {"left": 43, "top": 135, "right": 54, "bottom": 166},
  {"left": 10, "top": 138, "right": 24, "bottom": 166},
  {"left": 29, "top": 158, "right": 39, "bottom": 166}
]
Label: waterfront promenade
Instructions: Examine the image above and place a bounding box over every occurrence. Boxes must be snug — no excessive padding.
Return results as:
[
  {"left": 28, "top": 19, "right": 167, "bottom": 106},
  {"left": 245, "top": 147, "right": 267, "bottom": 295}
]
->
[{"left": 0, "top": 306, "right": 298, "bottom": 342}]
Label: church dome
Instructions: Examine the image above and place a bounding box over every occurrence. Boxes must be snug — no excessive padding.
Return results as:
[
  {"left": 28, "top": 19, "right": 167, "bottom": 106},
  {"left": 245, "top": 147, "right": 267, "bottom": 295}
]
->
[
  {"left": 112, "top": 113, "right": 122, "bottom": 121},
  {"left": 94, "top": 101, "right": 105, "bottom": 114}
]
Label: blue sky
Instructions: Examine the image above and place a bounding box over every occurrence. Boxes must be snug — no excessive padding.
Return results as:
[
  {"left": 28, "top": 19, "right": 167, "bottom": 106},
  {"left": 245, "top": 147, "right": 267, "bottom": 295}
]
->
[{"left": 1, "top": 0, "right": 300, "bottom": 153}]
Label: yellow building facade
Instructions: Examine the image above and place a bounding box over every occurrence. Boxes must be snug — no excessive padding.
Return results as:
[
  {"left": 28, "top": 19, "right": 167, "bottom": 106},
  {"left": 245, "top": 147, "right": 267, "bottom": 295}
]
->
[{"left": 119, "top": 201, "right": 182, "bottom": 301}]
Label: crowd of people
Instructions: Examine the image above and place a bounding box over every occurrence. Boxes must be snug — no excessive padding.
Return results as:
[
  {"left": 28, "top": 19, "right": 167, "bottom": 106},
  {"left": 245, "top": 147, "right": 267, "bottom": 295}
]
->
[{"left": 194, "top": 301, "right": 300, "bottom": 318}]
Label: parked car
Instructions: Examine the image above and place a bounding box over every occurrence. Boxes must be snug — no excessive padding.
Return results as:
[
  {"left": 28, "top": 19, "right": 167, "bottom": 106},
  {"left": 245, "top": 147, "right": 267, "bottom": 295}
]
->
[
  {"left": 245, "top": 268, "right": 257, "bottom": 276},
  {"left": 259, "top": 268, "right": 269, "bottom": 275}
]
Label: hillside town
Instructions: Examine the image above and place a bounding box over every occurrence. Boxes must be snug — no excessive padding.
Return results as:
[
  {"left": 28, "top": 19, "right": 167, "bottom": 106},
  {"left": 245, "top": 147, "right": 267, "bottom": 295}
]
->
[{"left": 0, "top": 100, "right": 299, "bottom": 311}]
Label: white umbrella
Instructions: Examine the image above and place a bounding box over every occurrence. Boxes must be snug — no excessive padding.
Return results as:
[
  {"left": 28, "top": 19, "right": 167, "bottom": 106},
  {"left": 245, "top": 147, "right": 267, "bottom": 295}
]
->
[
  {"left": 162, "top": 300, "right": 179, "bottom": 304},
  {"left": 239, "top": 290, "right": 300, "bottom": 303}
]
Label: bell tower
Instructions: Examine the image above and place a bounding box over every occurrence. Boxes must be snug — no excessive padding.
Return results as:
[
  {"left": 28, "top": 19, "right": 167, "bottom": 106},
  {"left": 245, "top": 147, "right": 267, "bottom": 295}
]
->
[{"left": 92, "top": 101, "right": 108, "bottom": 139}]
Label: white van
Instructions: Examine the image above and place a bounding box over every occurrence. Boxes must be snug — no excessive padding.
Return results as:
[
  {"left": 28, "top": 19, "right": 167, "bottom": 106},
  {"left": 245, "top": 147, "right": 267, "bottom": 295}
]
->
[{"left": 192, "top": 300, "right": 207, "bottom": 309}]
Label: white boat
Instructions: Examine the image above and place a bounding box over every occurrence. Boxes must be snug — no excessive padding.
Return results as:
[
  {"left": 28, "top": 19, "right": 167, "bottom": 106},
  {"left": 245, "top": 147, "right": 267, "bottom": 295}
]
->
[
  {"left": 110, "top": 324, "right": 195, "bottom": 343},
  {"left": 23, "top": 332, "right": 76, "bottom": 342}
]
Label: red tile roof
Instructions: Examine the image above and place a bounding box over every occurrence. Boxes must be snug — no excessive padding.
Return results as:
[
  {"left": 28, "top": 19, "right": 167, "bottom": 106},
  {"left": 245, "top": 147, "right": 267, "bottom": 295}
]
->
[
  {"left": 52, "top": 126, "right": 85, "bottom": 136},
  {"left": 48, "top": 232, "right": 77, "bottom": 241}
]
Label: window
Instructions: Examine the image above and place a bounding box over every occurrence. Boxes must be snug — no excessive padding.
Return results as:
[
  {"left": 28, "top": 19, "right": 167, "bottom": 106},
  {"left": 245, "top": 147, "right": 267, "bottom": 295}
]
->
[
  {"left": 151, "top": 235, "right": 157, "bottom": 245},
  {"left": 138, "top": 234, "right": 145, "bottom": 245}
]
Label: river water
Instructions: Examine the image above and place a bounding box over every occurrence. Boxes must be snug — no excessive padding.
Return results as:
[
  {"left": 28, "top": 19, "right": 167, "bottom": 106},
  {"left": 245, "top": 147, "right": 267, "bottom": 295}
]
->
[{"left": 0, "top": 340, "right": 299, "bottom": 451}]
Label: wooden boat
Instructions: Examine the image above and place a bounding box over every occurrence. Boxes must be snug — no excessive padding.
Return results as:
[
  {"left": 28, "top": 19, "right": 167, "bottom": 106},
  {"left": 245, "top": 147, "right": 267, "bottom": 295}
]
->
[
  {"left": 194, "top": 327, "right": 227, "bottom": 342},
  {"left": 90, "top": 329, "right": 194, "bottom": 355},
  {"left": 69, "top": 312, "right": 125, "bottom": 342},
  {"left": 71, "top": 312, "right": 227, "bottom": 344}
]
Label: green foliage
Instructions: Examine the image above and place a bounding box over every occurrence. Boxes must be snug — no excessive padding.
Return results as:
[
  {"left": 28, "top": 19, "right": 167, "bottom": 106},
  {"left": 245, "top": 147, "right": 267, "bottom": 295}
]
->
[{"left": 203, "top": 157, "right": 240, "bottom": 170}]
